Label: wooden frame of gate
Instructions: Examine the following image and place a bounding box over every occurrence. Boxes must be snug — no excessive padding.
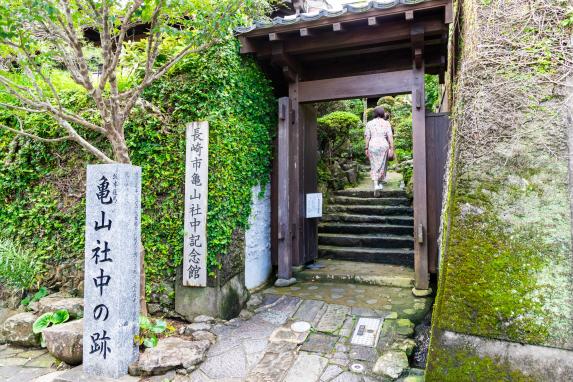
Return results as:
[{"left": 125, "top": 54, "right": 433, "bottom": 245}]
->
[{"left": 238, "top": 0, "right": 452, "bottom": 290}]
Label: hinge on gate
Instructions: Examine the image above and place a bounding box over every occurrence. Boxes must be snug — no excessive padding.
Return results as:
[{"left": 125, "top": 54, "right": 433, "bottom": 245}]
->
[
  {"left": 279, "top": 103, "right": 286, "bottom": 121},
  {"left": 417, "top": 223, "right": 424, "bottom": 244}
]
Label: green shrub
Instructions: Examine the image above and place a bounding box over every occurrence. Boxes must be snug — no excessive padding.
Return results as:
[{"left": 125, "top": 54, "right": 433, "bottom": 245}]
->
[
  {"left": 135, "top": 315, "right": 175, "bottom": 348},
  {"left": 0, "top": 237, "right": 41, "bottom": 291},
  {"left": 317, "top": 111, "right": 363, "bottom": 190},
  {"left": 33, "top": 309, "right": 70, "bottom": 347}
]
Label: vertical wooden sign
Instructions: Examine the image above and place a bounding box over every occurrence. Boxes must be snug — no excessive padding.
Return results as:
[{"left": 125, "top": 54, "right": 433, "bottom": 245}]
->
[{"left": 183, "top": 122, "right": 208, "bottom": 287}]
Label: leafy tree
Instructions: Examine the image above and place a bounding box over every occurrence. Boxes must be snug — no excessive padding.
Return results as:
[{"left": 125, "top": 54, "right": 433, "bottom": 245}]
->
[
  {"left": 317, "top": 111, "right": 363, "bottom": 190},
  {"left": 0, "top": 0, "right": 270, "bottom": 314}
]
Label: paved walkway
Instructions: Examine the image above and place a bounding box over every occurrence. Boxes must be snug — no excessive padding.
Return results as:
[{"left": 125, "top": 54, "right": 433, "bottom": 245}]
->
[
  {"left": 2, "top": 262, "right": 430, "bottom": 382},
  {"left": 183, "top": 265, "right": 431, "bottom": 382},
  {"left": 0, "top": 345, "right": 58, "bottom": 382}
]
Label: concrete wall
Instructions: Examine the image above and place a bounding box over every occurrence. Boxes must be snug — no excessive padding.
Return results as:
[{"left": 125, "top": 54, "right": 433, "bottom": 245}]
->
[
  {"left": 244, "top": 183, "right": 272, "bottom": 290},
  {"left": 427, "top": 1, "right": 573, "bottom": 380}
]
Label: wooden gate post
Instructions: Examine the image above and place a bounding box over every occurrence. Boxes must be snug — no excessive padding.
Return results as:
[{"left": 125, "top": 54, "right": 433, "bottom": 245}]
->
[
  {"left": 277, "top": 97, "right": 292, "bottom": 280},
  {"left": 412, "top": 63, "right": 430, "bottom": 291}
]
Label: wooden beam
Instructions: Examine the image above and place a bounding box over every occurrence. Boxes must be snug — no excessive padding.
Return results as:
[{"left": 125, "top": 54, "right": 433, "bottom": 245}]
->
[
  {"left": 332, "top": 22, "right": 343, "bottom": 32},
  {"left": 277, "top": 97, "right": 292, "bottom": 280},
  {"left": 302, "top": 39, "right": 442, "bottom": 62},
  {"left": 411, "top": 24, "right": 425, "bottom": 69},
  {"left": 445, "top": 0, "right": 453, "bottom": 24},
  {"left": 238, "top": 36, "right": 256, "bottom": 54},
  {"left": 288, "top": 79, "right": 302, "bottom": 267},
  {"left": 300, "top": 28, "right": 311, "bottom": 37},
  {"left": 271, "top": 42, "right": 301, "bottom": 82},
  {"left": 254, "top": 18, "right": 445, "bottom": 58},
  {"left": 298, "top": 70, "right": 412, "bottom": 103},
  {"left": 405, "top": 10, "right": 414, "bottom": 20},
  {"left": 412, "top": 62, "right": 429, "bottom": 290}
]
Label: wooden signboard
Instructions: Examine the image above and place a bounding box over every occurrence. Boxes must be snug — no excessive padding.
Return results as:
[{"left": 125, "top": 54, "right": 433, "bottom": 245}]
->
[{"left": 183, "top": 122, "right": 209, "bottom": 287}]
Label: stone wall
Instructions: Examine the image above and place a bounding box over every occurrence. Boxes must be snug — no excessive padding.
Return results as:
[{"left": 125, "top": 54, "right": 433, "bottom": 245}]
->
[
  {"left": 427, "top": 1, "right": 573, "bottom": 380},
  {"left": 244, "top": 183, "right": 272, "bottom": 290}
]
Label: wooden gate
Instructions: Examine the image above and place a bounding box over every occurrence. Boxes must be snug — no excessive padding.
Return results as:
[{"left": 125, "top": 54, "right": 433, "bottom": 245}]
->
[{"left": 425, "top": 113, "right": 451, "bottom": 274}]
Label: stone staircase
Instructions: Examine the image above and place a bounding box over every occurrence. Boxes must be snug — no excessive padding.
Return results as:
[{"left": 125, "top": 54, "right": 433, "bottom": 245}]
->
[{"left": 319, "top": 188, "right": 414, "bottom": 267}]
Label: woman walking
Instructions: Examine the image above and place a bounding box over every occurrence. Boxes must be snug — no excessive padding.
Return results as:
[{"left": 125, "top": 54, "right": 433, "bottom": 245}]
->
[{"left": 365, "top": 106, "right": 395, "bottom": 191}]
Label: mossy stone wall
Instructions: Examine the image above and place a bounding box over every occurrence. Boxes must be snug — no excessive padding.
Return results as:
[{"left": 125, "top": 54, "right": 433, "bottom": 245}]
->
[{"left": 427, "top": 0, "right": 573, "bottom": 379}]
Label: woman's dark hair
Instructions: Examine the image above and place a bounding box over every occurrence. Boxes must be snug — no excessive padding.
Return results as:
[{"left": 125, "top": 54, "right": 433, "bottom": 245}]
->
[{"left": 373, "top": 106, "right": 386, "bottom": 119}]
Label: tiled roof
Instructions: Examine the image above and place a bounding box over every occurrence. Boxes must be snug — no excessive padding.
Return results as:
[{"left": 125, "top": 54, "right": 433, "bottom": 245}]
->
[{"left": 236, "top": 0, "right": 428, "bottom": 34}]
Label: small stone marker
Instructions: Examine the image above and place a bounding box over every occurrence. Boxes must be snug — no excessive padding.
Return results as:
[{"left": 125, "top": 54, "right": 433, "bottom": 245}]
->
[
  {"left": 183, "top": 122, "right": 209, "bottom": 287},
  {"left": 290, "top": 321, "right": 311, "bottom": 333},
  {"left": 84, "top": 164, "right": 141, "bottom": 379}
]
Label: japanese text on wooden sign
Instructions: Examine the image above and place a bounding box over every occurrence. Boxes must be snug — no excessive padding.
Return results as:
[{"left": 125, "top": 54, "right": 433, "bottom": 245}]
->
[
  {"left": 84, "top": 164, "right": 141, "bottom": 378},
  {"left": 183, "top": 122, "right": 209, "bottom": 287}
]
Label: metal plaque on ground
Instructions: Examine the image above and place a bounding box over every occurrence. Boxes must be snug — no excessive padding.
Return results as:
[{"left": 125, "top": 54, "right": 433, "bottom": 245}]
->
[{"left": 350, "top": 317, "right": 383, "bottom": 347}]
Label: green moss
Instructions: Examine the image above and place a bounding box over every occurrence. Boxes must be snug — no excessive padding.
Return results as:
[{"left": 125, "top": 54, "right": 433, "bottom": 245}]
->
[
  {"left": 220, "top": 286, "right": 241, "bottom": 321},
  {"left": 426, "top": 346, "right": 534, "bottom": 382},
  {"left": 434, "top": 194, "right": 553, "bottom": 345}
]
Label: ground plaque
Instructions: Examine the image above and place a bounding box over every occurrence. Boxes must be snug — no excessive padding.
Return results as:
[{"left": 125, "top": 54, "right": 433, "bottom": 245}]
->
[
  {"left": 183, "top": 122, "right": 209, "bottom": 286},
  {"left": 84, "top": 164, "right": 141, "bottom": 378}
]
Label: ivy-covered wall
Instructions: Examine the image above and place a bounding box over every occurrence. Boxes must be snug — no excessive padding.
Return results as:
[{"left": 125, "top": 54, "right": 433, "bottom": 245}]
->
[
  {"left": 0, "top": 41, "right": 276, "bottom": 308},
  {"left": 427, "top": 0, "right": 573, "bottom": 380}
]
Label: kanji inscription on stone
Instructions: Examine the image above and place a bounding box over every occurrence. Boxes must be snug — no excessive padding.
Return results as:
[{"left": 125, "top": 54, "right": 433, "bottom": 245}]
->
[
  {"left": 183, "top": 122, "right": 208, "bottom": 287},
  {"left": 84, "top": 164, "right": 141, "bottom": 378}
]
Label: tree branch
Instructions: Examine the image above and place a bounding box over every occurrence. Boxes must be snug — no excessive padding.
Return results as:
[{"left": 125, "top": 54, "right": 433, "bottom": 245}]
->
[{"left": 0, "top": 121, "right": 71, "bottom": 143}]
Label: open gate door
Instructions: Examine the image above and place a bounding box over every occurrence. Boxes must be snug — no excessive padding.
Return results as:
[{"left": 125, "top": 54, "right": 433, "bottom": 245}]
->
[
  {"left": 301, "top": 103, "right": 318, "bottom": 265},
  {"left": 274, "top": 99, "right": 318, "bottom": 280}
]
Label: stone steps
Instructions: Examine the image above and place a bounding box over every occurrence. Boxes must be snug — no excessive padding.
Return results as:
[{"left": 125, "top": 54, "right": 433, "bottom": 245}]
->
[
  {"left": 296, "top": 260, "right": 415, "bottom": 288},
  {"left": 329, "top": 196, "right": 410, "bottom": 206},
  {"left": 334, "top": 189, "right": 408, "bottom": 199},
  {"left": 326, "top": 205, "right": 413, "bottom": 216},
  {"left": 319, "top": 222, "right": 413, "bottom": 236},
  {"left": 320, "top": 176, "right": 414, "bottom": 267},
  {"left": 321, "top": 214, "right": 414, "bottom": 226},
  {"left": 318, "top": 233, "right": 414, "bottom": 249},
  {"left": 318, "top": 245, "right": 414, "bottom": 267}
]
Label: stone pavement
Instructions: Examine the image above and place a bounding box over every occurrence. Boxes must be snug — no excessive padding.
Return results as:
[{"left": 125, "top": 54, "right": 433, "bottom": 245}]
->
[
  {"left": 182, "top": 280, "right": 431, "bottom": 382},
  {"left": 0, "top": 344, "right": 59, "bottom": 382},
  {"left": 1, "top": 261, "right": 431, "bottom": 382}
]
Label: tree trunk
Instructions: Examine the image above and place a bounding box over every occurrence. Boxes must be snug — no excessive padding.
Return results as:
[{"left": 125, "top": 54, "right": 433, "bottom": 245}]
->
[{"left": 110, "top": 134, "right": 148, "bottom": 317}]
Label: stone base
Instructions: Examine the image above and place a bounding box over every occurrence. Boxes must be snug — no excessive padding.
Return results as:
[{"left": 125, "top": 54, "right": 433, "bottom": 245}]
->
[
  {"left": 274, "top": 278, "right": 297, "bottom": 288},
  {"left": 175, "top": 272, "right": 248, "bottom": 321},
  {"left": 412, "top": 287, "right": 433, "bottom": 297},
  {"left": 52, "top": 366, "right": 139, "bottom": 382},
  {"left": 427, "top": 330, "right": 573, "bottom": 381}
]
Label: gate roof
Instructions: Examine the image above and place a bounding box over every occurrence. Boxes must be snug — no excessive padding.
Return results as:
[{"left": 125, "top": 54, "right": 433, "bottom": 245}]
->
[{"left": 237, "top": 0, "right": 452, "bottom": 95}]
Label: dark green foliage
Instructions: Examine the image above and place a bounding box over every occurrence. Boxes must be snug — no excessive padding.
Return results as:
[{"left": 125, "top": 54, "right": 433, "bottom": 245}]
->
[
  {"left": 315, "top": 99, "right": 364, "bottom": 119},
  {"left": 425, "top": 74, "right": 440, "bottom": 112},
  {"left": 21, "top": 287, "right": 48, "bottom": 307},
  {"left": 0, "top": 40, "right": 275, "bottom": 299},
  {"left": 316, "top": 111, "right": 363, "bottom": 190}
]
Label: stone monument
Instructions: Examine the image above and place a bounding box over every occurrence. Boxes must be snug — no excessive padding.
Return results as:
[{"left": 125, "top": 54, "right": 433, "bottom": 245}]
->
[
  {"left": 183, "top": 121, "right": 209, "bottom": 287},
  {"left": 83, "top": 164, "right": 141, "bottom": 378}
]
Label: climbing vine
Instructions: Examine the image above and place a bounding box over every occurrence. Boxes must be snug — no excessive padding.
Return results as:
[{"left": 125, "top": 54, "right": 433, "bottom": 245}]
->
[{"left": 0, "top": 40, "right": 276, "bottom": 300}]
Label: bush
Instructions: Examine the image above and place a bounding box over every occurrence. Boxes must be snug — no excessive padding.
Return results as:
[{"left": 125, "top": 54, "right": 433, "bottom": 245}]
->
[
  {"left": 317, "top": 111, "right": 363, "bottom": 190},
  {"left": 0, "top": 237, "right": 41, "bottom": 291}
]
